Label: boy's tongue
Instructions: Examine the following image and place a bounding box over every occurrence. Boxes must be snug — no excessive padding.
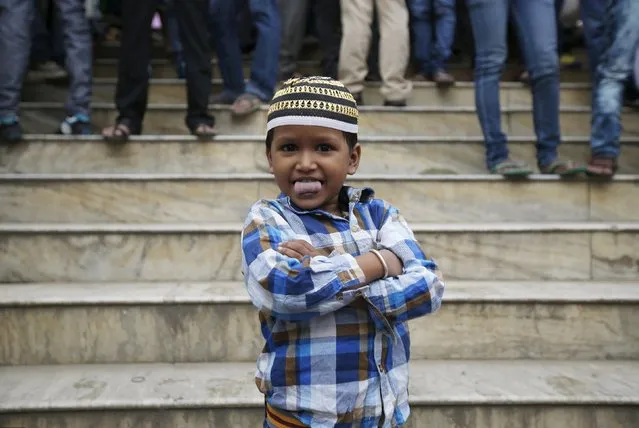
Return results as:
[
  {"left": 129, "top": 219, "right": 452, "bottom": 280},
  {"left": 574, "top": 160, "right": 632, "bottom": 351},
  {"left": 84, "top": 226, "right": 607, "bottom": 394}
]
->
[{"left": 294, "top": 180, "right": 322, "bottom": 196}]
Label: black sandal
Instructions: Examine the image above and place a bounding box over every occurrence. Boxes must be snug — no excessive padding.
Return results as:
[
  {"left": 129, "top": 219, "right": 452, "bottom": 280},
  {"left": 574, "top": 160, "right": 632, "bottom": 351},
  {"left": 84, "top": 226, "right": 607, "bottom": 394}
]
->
[
  {"left": 188, "top": 122, "right": 217, "bottom": 141},
  {"left": 102, "top": 118, "right": 139, "bottom": 143}
]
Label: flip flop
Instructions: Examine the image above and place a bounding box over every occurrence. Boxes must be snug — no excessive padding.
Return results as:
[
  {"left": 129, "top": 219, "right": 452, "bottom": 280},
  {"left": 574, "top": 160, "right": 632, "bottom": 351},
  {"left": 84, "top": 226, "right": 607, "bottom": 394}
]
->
[
  {"left": 539, "top": 159, "right": 586, "bottom": 177},
  {"left": 490, "top": 159, "right": 534, "bottom": 178},
  {"left": 586, "top": 157, "right": 618, "bottom": 179}
]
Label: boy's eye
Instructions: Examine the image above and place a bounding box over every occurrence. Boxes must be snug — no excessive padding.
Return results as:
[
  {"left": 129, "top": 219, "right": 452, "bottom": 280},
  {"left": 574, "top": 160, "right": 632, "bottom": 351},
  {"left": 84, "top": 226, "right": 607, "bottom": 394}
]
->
[
  {"left": 317, "top": 143, "right": 333, "bottom": 152},
  {"left": 280, "top": 144, "right": 297, "bottom": 152}
]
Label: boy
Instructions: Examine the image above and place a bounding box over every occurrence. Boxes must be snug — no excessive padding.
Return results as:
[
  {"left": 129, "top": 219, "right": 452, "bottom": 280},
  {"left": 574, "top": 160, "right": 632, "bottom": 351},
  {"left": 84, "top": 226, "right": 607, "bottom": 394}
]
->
[{"left": 241, "top": 76, "right": 445, "bottom": 427}]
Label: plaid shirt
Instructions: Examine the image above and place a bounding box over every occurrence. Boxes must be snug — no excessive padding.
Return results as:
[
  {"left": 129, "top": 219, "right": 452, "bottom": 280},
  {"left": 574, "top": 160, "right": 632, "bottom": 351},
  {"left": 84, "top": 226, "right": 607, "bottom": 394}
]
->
[{"left": 241, "top": 186, "right": 445, "bottom": 428}]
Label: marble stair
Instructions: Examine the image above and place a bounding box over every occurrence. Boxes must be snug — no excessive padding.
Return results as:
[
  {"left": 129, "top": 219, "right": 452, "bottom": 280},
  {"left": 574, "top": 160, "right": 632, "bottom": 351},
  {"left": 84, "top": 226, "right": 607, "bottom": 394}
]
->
[{"left": 1, "top": 49, "right": 639, "bottom": 427}]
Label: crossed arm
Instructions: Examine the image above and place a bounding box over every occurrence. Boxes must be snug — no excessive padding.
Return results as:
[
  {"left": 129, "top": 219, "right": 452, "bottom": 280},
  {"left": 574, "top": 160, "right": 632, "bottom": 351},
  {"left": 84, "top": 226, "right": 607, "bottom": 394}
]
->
[{"left": 241, "top": 201, "right": 445, "bottom": 324}]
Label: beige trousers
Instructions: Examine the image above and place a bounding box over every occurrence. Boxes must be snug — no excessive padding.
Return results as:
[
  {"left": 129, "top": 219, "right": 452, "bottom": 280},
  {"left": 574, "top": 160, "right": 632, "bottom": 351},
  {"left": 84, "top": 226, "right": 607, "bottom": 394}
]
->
[{"left": 338, "top": 0, "right": 413, "bottom": 102}]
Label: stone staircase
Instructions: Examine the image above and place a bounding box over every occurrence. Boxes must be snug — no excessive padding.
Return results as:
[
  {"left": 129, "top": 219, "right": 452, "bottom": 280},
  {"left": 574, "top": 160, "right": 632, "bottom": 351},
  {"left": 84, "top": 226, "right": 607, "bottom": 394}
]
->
[{"left": 1, "top": 49, "right": 639, "bottom": 427}]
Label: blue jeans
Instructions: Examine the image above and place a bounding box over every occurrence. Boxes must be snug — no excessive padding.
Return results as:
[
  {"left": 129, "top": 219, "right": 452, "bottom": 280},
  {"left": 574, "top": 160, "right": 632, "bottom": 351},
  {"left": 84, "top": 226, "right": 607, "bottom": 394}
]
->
[
  {"left": 407, "top": 0, "right": 456, "bottom": 74},
  {"left": 466, "top": 0, "right": 560, "bottom": 170},
  {"left": 590, "top": 0, "right": 639, "bottom": 159},
  {"left": 580, "top": 0, "right": 607, "bottom": 78},
  {"left": 30, "top": 0, "right": 65, "bottom": 65},
  {"left": 209, "top": 0, "right": 280, "bottom": 101},
  {"left": 0, "top": 0, "right": 92, "bottom": 118}
]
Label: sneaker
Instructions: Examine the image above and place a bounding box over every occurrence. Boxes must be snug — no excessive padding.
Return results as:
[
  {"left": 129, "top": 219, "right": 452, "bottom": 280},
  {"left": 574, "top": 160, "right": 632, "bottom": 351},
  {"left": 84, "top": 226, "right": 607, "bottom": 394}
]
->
[
  {"left": 59, "top": 114, "right": 92, "bottom": 135},
  {"left": 431, "top": 70, "right": 455, "bottom": 87},
  {"left": 28, "top": 61, "right": 68, "bottom": 81},
  {"left": 0, "top": 116, "right": 23, "bottom": 143},
  {"left": 383, "top": 99, "right": 407, "bottom": 107},
  {"left": 412, "top": 73, "right": 428, "bottom": 82}
]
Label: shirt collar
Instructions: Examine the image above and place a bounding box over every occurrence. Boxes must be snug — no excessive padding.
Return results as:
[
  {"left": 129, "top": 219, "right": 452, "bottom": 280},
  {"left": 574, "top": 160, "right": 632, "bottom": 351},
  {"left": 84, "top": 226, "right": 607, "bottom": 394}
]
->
[{"left": 277, "top": 186, "right": 375, "bottom": 218}]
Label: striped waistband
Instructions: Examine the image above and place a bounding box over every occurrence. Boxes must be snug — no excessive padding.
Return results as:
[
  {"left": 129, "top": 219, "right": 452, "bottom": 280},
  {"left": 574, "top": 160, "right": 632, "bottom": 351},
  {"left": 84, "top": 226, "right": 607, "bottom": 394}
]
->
[{"left": 265, "top": 403, "right": 309, "bottom": 428}]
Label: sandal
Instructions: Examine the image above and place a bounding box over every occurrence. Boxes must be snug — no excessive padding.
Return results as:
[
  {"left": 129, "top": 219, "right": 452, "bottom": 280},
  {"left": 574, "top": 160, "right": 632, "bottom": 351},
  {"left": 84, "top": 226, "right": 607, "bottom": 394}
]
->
[
  {"left": 539, "top": 159, "right": 586, "bottom": 177},
  {"left": 189, "top": 122, "right": 217, "bottom": 141},
  {"left": 490, "top": 159, "right": 534, "bottom": 178},
  {"left": 102, "top": 121, "right": 133, "bottom": 142},
  {"left": 586, "top": 156, "right": 618, "bottom": 179},
  {"left": 231, "top": 93, "right": 262, "bottom": 117}
]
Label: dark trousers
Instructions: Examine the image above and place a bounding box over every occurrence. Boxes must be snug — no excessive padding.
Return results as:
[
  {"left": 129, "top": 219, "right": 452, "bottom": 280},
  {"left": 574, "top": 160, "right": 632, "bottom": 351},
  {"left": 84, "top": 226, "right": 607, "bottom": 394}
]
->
[
  {"left": 115, "top": 0, "right": 213, "bottom": 132},
  {"left": 278, "top": 0, "right": 341, "bottom": 79}
]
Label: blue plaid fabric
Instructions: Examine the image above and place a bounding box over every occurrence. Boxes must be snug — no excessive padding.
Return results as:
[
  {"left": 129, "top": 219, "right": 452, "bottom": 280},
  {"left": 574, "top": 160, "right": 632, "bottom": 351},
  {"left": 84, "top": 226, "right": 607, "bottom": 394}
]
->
[{"left": 241, "top": 186, "right": 445, "bottom": 428}]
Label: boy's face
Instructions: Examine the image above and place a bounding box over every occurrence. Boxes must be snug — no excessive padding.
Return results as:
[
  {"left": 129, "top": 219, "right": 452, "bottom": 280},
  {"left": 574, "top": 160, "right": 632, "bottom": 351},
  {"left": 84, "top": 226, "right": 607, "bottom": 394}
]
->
[{"left": 267, "top": 125, "right": 361, "bottom": 214}]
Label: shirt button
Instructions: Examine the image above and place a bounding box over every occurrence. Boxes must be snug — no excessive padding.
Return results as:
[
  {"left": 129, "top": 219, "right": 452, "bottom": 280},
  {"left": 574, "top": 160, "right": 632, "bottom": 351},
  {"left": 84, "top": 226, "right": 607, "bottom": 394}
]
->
[{"left": 351, "top": 224, "right": 359, "bottom": 232}]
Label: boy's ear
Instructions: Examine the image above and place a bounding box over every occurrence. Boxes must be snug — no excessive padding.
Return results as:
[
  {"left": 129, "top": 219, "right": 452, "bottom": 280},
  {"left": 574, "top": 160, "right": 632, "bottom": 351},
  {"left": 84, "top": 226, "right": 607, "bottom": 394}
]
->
[
  {"left": 266, "top": 147, "right": 274, "bottom": 174},
  {"left": 347, "top": 143, "right": 361, "bottom": 175}
]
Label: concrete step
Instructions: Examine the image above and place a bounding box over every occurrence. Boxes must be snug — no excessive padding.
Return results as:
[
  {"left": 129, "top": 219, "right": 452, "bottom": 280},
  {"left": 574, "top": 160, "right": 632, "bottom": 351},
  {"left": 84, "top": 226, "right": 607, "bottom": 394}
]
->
[
  {"left": 1, "top": 360, "right": 637, "bottom": 427},
  {"left": 92, "top": 57, "right": 593, "bottom": 82},
  {"left": 1, "top": 174, "right": 638, "bottom": 224},
  {"left": 1, "top": 222, "right": 637, "bottom": 282},
  {"left": 4, "top": 135, "right": 639, "bottom": 175},
  {"left": 20, "top": 103, "right": 639, "bottom": 137},
  {"left": 23, "top": 79, "right": 594, "bottom": 107},
  {"left": 1, "top": 281, "right": 638, "bottom": 364}
]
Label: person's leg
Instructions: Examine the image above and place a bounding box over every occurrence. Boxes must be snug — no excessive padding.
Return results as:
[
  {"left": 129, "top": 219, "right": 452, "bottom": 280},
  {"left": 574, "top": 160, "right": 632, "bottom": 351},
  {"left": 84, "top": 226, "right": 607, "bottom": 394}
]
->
[
  {"left": 376, "top": 0, "right": 412, "bottom": 103},
  {"left": 465, "top": 0, "right": 509, "bottom": 171},
  {"left": 50, "top": 3, "right": 66, "bottom": 64},
  {"left": 0, "top": 0, "right": 33, "bottom": 140},
  {"left": 313, "top": 0, "right": 341, "bottom": 79},
  {"left": 512, "top": 0, "right": 562, "bottom": 169},
  {"left": 366, "top": 5, "right": 381, "bottom": 82},
  {"left": 278, "top": 0, "right": 308, "bottom": 79},
  {"left": 173, "top": 0, "right": 215, "bottom": 131},
  {"left": 555, "top": 0, "right": 565, "bottom": 55},
  {"left": 30, "top": 1, "right": 50, "bottom": 64},
  {"left": 589, "top": 0, "right": 639, "bottom": 165},
  {"left": 338, "top": 0, "right": 374, "bottom": 98},
  {"left": 209, "top": 0, "right": 245, "bottom": 99},
  {"left": 55, "top": 0, "right": 93, "bottom": 126},
  {"left": 112, "top": 0, "right": 156, "bottom": 133},
  {"left": 165, "top": 0, "right": 185, "bottom": 78},
  {"left": 432, "top": 0, "right": 456, "bottom": 73},
  {"left": 245, "top": 0, "right": 280, "bottom": 101},
  {"left": 580, "top": 0, "right": 607, "bottom": 78},
  {"left": 407, "top": 0, "right": 433, "bottom": 76}
]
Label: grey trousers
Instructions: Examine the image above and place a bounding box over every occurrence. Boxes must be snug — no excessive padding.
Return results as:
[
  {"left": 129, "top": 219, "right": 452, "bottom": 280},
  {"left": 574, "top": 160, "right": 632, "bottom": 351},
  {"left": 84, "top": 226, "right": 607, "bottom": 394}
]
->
[
  {"left": 0, "top": 0, "right": 92, "bottom": 118},
  {"left": 278, "top": 0, "right": 341, "bottom": 79}
]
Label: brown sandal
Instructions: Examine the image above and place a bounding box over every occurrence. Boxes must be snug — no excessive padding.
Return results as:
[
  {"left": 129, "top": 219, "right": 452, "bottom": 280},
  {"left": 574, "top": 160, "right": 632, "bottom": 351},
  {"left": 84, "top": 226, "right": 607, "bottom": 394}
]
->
[
  {"left": 586, "top": 157, "right": 618, "bottom": 179},
  {"left": 231, "top": 93, "right": 262, "bottom": 117}
]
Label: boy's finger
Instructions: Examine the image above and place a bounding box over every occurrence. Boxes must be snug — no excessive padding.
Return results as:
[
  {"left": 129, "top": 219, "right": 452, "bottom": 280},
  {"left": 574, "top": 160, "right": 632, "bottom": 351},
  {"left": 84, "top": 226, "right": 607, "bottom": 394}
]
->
[
  {"left": 282, "top": 240, "right": 313, "bottom": 256},
  {"left": 277, "top": 246, "right": 304, "bottom": 261}
]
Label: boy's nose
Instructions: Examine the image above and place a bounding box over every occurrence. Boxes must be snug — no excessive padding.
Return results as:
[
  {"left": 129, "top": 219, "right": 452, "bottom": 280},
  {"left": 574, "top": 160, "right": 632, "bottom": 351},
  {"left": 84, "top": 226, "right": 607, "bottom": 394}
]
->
[{"left": 296, "top": 151, "right": 317, "bottom": 170}]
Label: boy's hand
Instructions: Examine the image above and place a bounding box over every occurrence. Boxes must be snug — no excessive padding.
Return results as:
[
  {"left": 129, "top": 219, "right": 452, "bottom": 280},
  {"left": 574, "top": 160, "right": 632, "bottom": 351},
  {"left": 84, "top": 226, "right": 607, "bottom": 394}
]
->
[{"left": 277, "top": 240, "right": 322, "bottom": 262}]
